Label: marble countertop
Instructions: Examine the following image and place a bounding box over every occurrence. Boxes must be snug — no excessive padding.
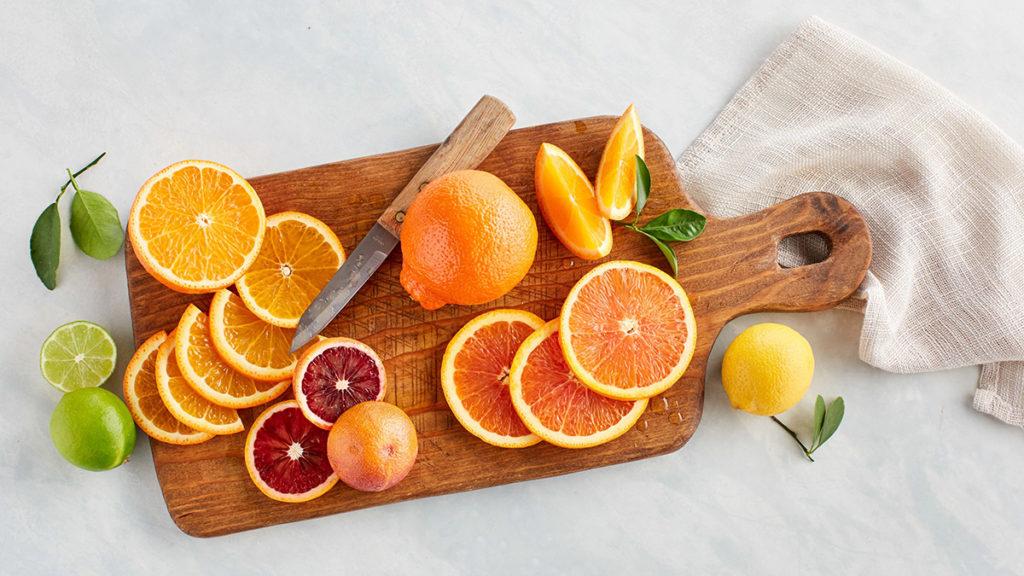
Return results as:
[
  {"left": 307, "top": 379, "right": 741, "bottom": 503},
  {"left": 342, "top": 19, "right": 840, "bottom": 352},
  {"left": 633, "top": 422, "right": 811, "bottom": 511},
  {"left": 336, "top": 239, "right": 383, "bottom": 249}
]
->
[{"left": 3, "top": 1, "right": 1023, "bottom": 574}]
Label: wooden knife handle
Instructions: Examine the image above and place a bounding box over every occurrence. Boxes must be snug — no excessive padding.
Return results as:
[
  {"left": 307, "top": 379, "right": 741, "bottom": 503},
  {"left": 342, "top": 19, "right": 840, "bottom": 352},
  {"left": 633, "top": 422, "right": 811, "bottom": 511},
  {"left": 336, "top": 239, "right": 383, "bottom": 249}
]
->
[{"left": 378, "top": 95, "right": 516, "bottom": 236}]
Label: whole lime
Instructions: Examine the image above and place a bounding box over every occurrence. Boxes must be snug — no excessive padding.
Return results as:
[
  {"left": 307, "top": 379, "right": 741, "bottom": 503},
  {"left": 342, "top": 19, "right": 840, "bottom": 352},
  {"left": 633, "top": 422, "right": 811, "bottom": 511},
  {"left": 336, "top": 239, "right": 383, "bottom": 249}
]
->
[
  {"left": 721, "top": 323, "right": 814, "bottom": 416},
  {"left": 50, "top": 388, "right": 137, "bottom": 471}
]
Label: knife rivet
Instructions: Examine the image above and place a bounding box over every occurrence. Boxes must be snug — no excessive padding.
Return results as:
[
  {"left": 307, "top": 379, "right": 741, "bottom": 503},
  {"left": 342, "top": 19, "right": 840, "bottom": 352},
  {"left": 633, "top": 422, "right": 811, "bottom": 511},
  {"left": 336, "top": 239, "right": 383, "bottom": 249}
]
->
[{"left": 395, "top": 211, "right": 405, "bottom": 223}]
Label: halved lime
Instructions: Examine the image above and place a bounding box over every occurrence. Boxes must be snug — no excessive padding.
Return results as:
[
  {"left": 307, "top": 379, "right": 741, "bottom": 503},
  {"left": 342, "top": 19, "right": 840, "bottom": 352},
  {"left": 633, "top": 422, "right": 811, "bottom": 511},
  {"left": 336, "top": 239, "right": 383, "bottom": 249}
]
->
[{"left": 40, "top": 321, "right": 117, "bottom": 392}]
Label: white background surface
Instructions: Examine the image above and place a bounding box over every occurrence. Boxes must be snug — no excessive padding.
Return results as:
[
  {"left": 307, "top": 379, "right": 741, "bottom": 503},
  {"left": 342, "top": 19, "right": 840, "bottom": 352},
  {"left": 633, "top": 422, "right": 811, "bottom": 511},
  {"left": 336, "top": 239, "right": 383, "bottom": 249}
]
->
[{"left": 3, "top": 1, "right": 1024, "bottom": 574}]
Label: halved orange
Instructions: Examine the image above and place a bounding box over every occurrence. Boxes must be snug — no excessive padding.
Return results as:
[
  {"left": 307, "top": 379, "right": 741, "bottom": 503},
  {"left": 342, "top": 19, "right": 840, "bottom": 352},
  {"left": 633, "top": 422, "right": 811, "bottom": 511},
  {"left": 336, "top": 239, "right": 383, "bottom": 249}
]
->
[
  {"left": 244, "top": 400, "right": 338, "bottom": 503},
  {"left": 441, "top": 309, "right": 545, "bottom": 448},
  {"left": 154, "top": 332, "right": 243, "bottom": 435},
  {"left": 236, "top": 212, "right": 345, "bottom": 328},
  {"left": 534, "top": 143, "right": 613, "bottom": 261},
  {"left": 128, "top": 160, "right": 266, "bottom": 293},
  {"left": 594, "top": 104, "right": 645, "bottom": 221},
  {"left": 175, "top": 304, "right": 290, "bottom": 409},
  {"left": 123, "top": 331, "right": 214, "bottom": 445},
  {"left": 560, "top": 260, "right": 696, "bottom": 400},
  {"left": 510, "top": 320, "right": 647, "bottom": 448},
  {"left": 209, "top": 289, "right": 304, "bottom": 382}
]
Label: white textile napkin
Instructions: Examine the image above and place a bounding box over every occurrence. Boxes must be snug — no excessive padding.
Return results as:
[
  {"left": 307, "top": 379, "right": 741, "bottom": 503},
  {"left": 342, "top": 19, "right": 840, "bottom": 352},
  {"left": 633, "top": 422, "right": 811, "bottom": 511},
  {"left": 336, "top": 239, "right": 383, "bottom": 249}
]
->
[{"left": 677, "top": 16, "right": 1024, "bottom": 428}]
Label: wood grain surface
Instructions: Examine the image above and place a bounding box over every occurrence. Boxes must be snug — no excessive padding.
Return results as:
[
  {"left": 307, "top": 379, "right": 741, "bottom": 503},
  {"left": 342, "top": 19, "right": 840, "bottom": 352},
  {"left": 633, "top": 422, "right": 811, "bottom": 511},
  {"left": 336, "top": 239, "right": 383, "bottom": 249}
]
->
[{"left": 125, "top": 116, "right": 872, "bottom": 537}]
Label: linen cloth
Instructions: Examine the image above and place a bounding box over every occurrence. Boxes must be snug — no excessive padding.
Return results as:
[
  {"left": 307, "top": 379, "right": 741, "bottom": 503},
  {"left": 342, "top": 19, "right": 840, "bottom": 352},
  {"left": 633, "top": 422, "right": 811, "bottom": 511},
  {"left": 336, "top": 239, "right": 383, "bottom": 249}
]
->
[{"left": 677, "top": 16, "right": 1024, "bottom": 427}]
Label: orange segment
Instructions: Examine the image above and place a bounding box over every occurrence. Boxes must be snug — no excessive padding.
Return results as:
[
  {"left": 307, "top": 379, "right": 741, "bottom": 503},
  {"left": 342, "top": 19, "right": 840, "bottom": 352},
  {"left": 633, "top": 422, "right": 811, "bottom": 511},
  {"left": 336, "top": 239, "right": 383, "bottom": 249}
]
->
[
  {"left": 236, "top": 212, "right": 344, "bottom": 328},
  {"left": 560, "top": 260, "right": 696, "bottom": 400},
  {"left": 155, "top": 332, "right": 243, "bottom": 435},
  {"left": 209, "top": 289, "right": 306, "bottom": 381},
  {"left": 595, "top": 104, "right": 645, "bottom": 221},
  {"left": 175, "top": 304, "right": 290, "bottom": 409},
  {"left": 440, "top": 309, "right": 545, "bottom": 448},
  {"left": 534, "top": 143, "right": 613, "bottom": 260},
  {"left": 510, "top": 320, "right": 647, "bottom": 448},
  {"left": 123, "top": 331, "right": 214, "bottom": 445},
  {"left": 128, "top": 160, "right": 266, "bottom": 293}
]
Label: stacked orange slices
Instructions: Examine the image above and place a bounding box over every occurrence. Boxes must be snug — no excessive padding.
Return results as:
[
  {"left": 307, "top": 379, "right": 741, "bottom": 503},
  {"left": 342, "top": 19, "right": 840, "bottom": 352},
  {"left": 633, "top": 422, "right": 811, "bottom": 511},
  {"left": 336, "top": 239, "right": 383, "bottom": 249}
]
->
[
  {"left": 123, "top": 161, "right": 347, "bottom": 450},
  {"left": 442, "top": 260, "right": 696, "bottom": 449}
]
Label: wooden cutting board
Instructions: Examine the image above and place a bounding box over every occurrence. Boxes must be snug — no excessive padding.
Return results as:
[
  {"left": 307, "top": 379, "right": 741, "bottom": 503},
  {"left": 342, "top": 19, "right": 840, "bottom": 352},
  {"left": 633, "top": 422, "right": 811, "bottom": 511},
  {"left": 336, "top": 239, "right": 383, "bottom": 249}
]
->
[{"left": 125, "top": 116, "right": 872, "bottom": 537}]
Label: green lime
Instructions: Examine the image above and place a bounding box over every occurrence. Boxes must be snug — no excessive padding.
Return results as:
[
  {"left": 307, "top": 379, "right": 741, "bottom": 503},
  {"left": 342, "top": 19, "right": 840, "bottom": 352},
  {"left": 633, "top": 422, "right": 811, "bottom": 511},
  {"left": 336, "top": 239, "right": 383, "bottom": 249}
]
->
[
  {"left": 50, "top": 388, "right": 136, "bottom": 471},
  {"left": 40, "top": 320, "right": 117, "bottom": 392}
]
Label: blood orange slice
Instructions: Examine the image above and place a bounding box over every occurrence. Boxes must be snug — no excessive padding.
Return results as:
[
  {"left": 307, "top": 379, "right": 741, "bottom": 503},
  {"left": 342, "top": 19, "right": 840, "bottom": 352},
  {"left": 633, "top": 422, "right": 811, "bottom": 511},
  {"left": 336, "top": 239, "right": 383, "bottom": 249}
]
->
[
  {"left": 560, "top": 260, "right": 696, "bottom": 400},
  {"left": 154, "top": 332, "right": 243, "bottom": 436},
  {"left": 244, "top": 400, "right": 338, "bottom": 503},
  {"left": 509, "top": 320, "right": 647, "bottom": 448},
  {"left": 123, "top": 331, "right": 213, "bottom": 445},
  {"left": 175, "top": 304, "right": 290, "bottom": 409},
  {"left": 293, "top": 337, "right": 387, "bottom": 430},
  {"left": 440, "top": 309, "right": 544, "bottom": 448}
]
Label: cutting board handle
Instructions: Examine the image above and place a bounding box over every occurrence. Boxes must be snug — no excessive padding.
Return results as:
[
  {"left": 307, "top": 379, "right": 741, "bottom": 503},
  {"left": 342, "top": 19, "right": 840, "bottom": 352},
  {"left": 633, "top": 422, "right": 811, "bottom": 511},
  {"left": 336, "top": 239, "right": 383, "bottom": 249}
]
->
[{"left": 684, "top": 192, "right": 872, "bottom": 323}]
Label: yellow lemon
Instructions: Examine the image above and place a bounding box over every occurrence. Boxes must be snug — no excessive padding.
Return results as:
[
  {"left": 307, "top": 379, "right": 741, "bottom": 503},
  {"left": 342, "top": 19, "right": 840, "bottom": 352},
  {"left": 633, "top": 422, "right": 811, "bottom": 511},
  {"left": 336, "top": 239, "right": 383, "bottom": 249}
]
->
[{"left": 721, "top": 323, "right": 814, "bottom": 416}]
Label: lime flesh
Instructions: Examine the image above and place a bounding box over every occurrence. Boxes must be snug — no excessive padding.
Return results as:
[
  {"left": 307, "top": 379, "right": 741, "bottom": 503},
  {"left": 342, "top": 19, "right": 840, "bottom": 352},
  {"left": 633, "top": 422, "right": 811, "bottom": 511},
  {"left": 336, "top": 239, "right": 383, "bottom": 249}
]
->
[
  {"left": 40, "top": 321, "right": 117, "bottom": 392},
  {"left": 50, "top": 388, "right": 136, "bottom": 471}
]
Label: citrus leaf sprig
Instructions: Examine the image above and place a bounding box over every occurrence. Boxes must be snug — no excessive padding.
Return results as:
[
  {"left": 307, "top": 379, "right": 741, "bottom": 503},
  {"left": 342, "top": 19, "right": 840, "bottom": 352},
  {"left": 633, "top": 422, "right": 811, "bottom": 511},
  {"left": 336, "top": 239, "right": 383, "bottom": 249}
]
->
[
  {"left": 771, "top": 395, "right": 845, "bottom": 462},
  {"left": 30, "top": 153, "right": 124, "bottom": 289},
  {"left": 623, "top": 155, "right": 706, "bottom": 275}
]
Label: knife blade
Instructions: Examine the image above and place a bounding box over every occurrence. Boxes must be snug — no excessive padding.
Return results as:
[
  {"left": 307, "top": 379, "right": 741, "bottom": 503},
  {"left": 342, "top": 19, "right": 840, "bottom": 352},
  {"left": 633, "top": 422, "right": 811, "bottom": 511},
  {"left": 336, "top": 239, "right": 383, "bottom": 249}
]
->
[{"left": 290, "top": 95, "right": 515, "bottom": 352}]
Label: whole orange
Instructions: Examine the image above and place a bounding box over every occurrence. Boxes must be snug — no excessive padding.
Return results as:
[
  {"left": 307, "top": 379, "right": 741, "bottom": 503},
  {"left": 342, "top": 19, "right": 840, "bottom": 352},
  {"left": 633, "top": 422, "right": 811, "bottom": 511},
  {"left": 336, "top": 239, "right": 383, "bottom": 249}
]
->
[
  {"left": 399, "top": 170, "right": 537, "bottom": 310},
  {"left": 327, "top": 401, "right": 418, "bottom": 492}
]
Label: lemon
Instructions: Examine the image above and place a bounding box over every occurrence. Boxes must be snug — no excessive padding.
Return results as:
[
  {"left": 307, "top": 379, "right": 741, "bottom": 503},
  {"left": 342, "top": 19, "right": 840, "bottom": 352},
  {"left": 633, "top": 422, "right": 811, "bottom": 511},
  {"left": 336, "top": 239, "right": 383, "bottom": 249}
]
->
[
  {"left": 50, "top": 388, "right": 136, "bottom": 471},
  {"left": 721, "top": 323, "right": 814, "bottom": 416}
]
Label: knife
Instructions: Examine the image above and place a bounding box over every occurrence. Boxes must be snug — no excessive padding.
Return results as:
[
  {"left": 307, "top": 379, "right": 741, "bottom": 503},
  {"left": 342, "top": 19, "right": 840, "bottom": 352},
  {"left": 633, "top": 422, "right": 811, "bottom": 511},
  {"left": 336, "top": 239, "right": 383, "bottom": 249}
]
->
[{"left": 290, "top": 95, "right": 516, "bottom": 352}]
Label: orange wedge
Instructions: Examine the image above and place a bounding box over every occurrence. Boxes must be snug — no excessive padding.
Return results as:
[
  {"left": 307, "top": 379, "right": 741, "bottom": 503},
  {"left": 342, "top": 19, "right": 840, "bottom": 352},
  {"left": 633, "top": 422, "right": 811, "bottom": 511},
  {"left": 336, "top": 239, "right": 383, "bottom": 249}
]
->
[
  {"left": 209, "top": 289, "right": 307, "bottom": 381},
  {"left": 128, "top": 160, "right": 266, "bottom": 293},
  {"left": 441, "top": 309, "right": 545, "bottom": 448},
  {"left": 236, "top": 212, "right": 345, "bottom": 328},
  {"left": 560, "top": 260, "right": 696, "bottom": 400},
  {"left": 510, "top": 320, "right": 647, "bottom": 448},
  {"left": 534, "top": 143, "right": 613, "bottom": 260},
  {"left": 594, "top": 104, "right": 645, "bottom": 221},
  {"left": 123, "top": 331, "right": 214, "bottom": 445},
  {"left": 175, "top": 304, "right": 290, "bottom": 409},
  {"left": 155, "top": 331, "right": 243, "bottom": 435}
]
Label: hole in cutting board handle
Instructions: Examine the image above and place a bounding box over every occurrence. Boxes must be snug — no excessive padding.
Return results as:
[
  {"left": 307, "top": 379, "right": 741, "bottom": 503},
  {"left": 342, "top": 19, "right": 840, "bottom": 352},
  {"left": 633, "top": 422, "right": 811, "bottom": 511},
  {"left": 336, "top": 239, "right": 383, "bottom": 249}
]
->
[{"left": 777, "top": 231, "right": 832, "bottom": 268}]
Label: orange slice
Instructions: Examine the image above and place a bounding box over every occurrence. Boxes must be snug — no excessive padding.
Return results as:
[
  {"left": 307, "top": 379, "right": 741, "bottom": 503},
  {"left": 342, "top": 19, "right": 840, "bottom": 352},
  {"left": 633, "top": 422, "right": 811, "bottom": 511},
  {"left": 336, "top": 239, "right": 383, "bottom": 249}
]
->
[
  {"left": 128, "top": 160, "right": 266, "bottom": 293},
  {"left": 209, "top": 289, "right": 306, "bottom": 381},
  {"left": 175, "top": 304, "right": 290, "bottom": 409},
  {"left": 560, "top": 260, "right": 696, "bottom": 400},
  {"left": 534, "top": 143, "right": 613, "bottom": 260},
  {"left": 154, "top": 331, "right": 243, "bottom": 435},
  {"left": 123, "top": 331, "right": 214, "bottom": 445},
  {"left": 440, "top": 309, "right": 545, "bottom": 448},
  {"left": 594, "top": 104, "right": 645, "bottom": 221},
  {"left": 510, "top": 320, "right": 647, "bottom": 448},
  {"left": 236, "top": 212, "right": 345, "bottom": 328},
  {"left": 244, "top": 400, "right": 338, "bottom": 503}
]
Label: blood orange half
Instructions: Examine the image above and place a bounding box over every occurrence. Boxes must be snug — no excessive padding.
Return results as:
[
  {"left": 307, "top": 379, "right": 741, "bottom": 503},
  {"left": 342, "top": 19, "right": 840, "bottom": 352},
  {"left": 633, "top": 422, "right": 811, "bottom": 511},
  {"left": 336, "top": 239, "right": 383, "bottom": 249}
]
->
[
  {"left": 560, "top": 260, "right": 696, "bottom": 400},
  {"left": 509, "top": 320, "right": 647, "bottom": 448},
  {"left": 293, "top": 337, "right": 387, "bottom": 430},
  {"left": 244, "top": 400, "right": 338, "bottom": 503},
  {"left": 440, "top": 309, "right": 544, "bottom": 448}
]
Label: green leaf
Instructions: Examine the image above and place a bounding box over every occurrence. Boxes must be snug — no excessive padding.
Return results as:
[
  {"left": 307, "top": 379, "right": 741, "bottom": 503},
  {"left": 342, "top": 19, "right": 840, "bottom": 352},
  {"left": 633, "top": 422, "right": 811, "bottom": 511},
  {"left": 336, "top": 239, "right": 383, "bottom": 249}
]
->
[
  {"left": 816, "top": 396, "right": 844, "bottom": 449},
  {"left": 633, "top": 155, "right": 651, "bottom": 220},
  {"left": 30, "top": 203, "right": 61, "bottom": 289},
  {"left": 811, "top": 395, "right": 826, "bottom": 449},
  {"left": 640, "top": 209, "right": 707, "bottom": 242},
  {"left": 638, "top": 230, "right": 678, "bottom": 276},
  {"left": 70, "top": 189, "right": 124, "bottom": 259}
]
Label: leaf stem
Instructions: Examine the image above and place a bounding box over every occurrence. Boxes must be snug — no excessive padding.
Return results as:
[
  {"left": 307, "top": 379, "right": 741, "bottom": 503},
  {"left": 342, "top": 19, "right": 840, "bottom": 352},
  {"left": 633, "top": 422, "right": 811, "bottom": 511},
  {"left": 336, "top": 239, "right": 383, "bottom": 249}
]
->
[
  {"left": 770, "top": 416, "right": 815, "bottom": 462},
  {"left": 60, "top": 152, "right": 106, "bottom": 193}
]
